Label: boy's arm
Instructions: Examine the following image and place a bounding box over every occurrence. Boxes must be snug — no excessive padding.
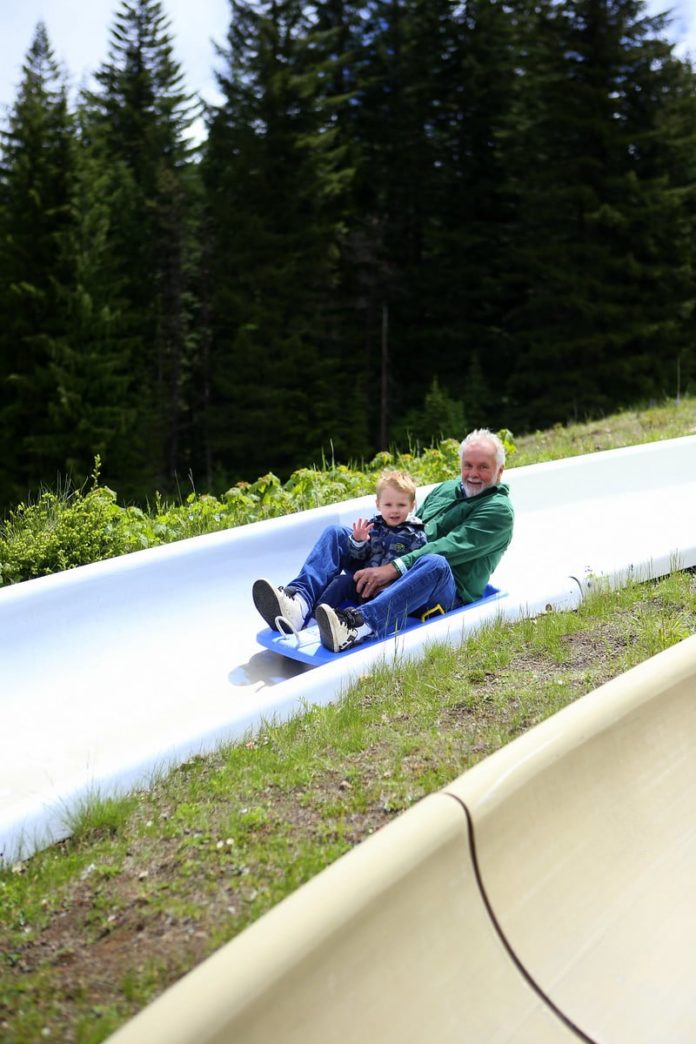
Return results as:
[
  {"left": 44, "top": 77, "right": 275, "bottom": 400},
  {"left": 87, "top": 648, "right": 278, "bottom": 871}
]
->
[{"left": 349, "top": 517, "right": 374, "bottom": 560}]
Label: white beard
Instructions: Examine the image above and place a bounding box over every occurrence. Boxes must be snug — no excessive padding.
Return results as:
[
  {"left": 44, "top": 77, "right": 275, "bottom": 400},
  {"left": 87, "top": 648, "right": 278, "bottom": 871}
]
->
[{"left": 462, "top": 479, "right": 488, "bottom": 497}]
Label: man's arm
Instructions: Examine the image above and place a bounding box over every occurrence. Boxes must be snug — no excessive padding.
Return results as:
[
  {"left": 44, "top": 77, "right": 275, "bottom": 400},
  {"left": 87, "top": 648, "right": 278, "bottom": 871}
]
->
[
  {"left": 400, "top": 496, "right": 513, "bottom": 571},
  {"left": 353, "top": 561, "right": 399, "bottom": 599}
]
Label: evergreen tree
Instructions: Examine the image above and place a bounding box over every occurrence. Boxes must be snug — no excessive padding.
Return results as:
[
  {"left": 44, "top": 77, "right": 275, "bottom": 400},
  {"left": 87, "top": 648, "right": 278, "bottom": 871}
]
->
[
  {"left": 343, "top": 0, "right": 520, "bottom": 440},
  {"left": 390, "top": 376, "right": 466, "bottom": 449},
  {"left": 350, "top": 0, "right": 444, "bottom": 438},
  {"left": 618, "top": 35, "right": 696, "bottom": 402},
  {"left": 82, "top": 0, "right": 200, "bottom": 495},
  {"left": 428, "top": 0, "right": 521, "bottom": 421},
  {"left": 0, "top": 23, "right": 78, "bottom": 503},
  {"left": 503, "top": 0, "right": 696, "bottom": 428},
  {"left": 48, "top": 131, "right": 137, "bottom": 481},
  {"left": 204, "top": 0, "right": 362, "bottom": 482}
]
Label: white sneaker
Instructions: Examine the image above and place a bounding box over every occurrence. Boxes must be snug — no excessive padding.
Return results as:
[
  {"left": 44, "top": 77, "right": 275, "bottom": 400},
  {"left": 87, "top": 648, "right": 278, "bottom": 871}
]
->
[
  {"left": 253, "top": 579, "right": 307, "bottom": 633},
  {"left": 315, "top": 604, "right": 369, "bottom": 653}
]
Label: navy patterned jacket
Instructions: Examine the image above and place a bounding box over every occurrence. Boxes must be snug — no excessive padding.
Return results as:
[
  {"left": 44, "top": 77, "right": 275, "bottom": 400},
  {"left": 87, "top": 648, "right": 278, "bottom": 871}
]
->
[{"left": 348, "top": 514, "right": 426, "bottom": 568}]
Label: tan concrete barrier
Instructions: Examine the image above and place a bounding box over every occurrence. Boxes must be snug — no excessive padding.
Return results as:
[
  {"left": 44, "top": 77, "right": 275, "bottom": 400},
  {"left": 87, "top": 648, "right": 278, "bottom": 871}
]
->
[
  {"left": 107, "top": 792, "right": 578, "bottom": 1043},
  {"left": 109, "top": 635, "right": 696, "bottom": 1043},
  {"left": 445, "top": 632, "right": 696, "bottom": 1044}
]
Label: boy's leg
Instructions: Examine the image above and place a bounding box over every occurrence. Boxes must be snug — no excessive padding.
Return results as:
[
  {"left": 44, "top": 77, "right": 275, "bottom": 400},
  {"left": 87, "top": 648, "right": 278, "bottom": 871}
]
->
[
  {"left": 253, "top": 525, "right": 354, "bottom": 631},
  {"left": 285, "top": 525, "right": 356, "bottom": 609},
  {"left": 318, "top": 571, "right": 359, "bottom": 611}
]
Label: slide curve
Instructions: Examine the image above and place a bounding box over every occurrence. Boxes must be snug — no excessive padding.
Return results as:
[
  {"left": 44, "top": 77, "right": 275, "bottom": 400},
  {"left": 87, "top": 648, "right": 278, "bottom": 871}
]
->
[
  {"left": 107, "top": 632, "right": 696, "bottom": 1043},
  {"left": 2, "top": 434, "right": 696, "bottom": 864}
]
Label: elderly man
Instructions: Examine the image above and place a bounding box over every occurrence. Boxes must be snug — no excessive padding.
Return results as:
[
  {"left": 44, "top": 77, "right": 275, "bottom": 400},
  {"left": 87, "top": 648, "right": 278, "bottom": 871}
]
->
[{"left": 253, "top": 428, "right": 514, "bottom": 653}]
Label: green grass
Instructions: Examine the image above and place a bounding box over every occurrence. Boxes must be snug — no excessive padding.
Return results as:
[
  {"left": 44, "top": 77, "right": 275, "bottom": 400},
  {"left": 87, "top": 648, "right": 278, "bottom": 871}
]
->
[
  {"left": 2, "top": 398, "right": 696, "bottom": 1041},
  {"left": 510, "top": 397, "right": 696, "bottom": 465}
]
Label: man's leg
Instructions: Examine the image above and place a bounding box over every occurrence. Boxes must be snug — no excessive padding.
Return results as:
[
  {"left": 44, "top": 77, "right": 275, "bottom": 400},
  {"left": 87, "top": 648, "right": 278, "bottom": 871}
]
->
[
  {"left": 316, "top": 555, "right": 459, "bottom": 650},
  {"left": 360, "top": 554, "right": 459, "bottom": 637}
]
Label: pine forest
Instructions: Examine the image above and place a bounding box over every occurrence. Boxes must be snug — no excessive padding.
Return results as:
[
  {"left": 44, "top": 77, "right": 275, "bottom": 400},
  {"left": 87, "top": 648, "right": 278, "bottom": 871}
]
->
[{"left": 1, "top": 0, "right": 695, "bottom": 507}]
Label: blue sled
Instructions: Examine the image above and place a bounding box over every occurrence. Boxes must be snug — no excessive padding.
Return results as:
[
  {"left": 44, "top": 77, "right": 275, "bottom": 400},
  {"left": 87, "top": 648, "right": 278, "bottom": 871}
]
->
[{"left": 256, "top": 584, "right": 504, "bottom": 666}]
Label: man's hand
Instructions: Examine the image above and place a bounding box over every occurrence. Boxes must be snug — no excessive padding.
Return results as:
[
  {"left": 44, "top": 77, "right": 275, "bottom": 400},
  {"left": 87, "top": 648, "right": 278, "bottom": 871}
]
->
[
  {"left": 354, "top": 563, "right": 399, "bottom": 599},
  {"left": 352, "top": 517, "right": 374, "bottom": 542}
]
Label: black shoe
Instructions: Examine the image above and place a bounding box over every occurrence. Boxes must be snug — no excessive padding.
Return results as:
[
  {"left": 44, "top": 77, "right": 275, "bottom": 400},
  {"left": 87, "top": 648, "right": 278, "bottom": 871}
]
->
[
  {"left": 315, "top": 604, "right": 367, "bottom": 652},
  {"left": 253, "top": 578, "right": 306, "bottom": 633}
]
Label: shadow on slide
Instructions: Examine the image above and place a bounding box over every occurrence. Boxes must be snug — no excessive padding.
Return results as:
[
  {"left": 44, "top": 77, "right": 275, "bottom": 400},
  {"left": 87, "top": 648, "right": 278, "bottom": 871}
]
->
[{"left": 107, "top": 634, "right": 696, "bottom": 1043}]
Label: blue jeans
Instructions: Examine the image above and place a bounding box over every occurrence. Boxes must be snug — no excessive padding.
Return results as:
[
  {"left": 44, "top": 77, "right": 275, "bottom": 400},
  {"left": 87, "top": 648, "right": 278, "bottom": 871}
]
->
[{"left": 288, "top": 524, "right": 460, "bottom": 638}]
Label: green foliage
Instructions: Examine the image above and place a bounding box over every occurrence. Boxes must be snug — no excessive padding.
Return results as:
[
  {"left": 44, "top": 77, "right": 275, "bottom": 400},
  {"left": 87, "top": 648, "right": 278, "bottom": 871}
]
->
[
  {"left": 503, "top": 0, "right": 696, "bottom": 429},
  {"left": 0, "top": 23, "right": 81, "bottom": 503},
  {"left": 2, "top": 0, "right": 696, "bottom": 503},
  {"left": 79, "top": 0, "right": 200, "bottom": 498},
  {"left": 390, "top": 377, "right": 467, "bottom": 450},
  {"left": 203, "top": 0, "right": 365, "bottom": 482},
  {"left": 3, "top": 392, "right": 696, "bottom": 590},
  {"left": 0, "top": 437, "right": 470, "bottom": 586},
  {"left": 0, "top": 470, "right": 133, "bottom": 585}
]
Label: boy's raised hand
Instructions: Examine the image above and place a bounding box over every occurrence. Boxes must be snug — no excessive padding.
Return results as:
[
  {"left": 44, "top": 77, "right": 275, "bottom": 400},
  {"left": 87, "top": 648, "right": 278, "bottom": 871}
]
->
[{"left": 352, "top": 518, "right": 374, "bottom": 542}]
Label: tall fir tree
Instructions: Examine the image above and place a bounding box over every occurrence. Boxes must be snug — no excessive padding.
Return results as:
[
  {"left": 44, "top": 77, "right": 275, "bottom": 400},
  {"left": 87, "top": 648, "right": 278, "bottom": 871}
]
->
[
  {"left": 0, "top": 23, "right": 79, "bottom": 504},
  {"left": 502, "top": 0, "right": 696, "bottom": 428},
  {"left": 81, "top": 0, "right": 200, "bottom": 495},
  {"left": 428, "top": 0, "right": 521, "bottom": 423},
  {"left": 350, "top": 0, "right": 440, "bottom": 440},
  {"left": 342, "top": 0, "right": 518, "bottom": 443},
  {"left": 204, "top": 0, "right": 363, "bottom": 482},
  {"left": 48, "top": 123, "right": 137, "bottom": 481}
]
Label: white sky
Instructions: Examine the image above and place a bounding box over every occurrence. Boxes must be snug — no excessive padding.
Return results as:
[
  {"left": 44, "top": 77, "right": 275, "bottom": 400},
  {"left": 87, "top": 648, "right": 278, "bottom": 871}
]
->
[
  {"left": 0, "top": 0, "right": 230, "bottom": 140},
  {"left": 647, "top": 0, "right": 696, "bottom": 56},
  {"left": 0, "top": 0, "right": 695, "bottom": 134}
]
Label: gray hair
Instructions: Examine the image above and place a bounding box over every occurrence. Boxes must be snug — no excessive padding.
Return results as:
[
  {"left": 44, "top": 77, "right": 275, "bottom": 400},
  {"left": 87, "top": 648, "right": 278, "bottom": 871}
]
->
[{"left": 459, "top": 428, "right": 506, "bottom": 467}]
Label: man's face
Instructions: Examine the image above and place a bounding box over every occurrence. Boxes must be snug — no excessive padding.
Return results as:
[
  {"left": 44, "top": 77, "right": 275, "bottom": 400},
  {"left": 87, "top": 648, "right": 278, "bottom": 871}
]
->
[{"left": 460, "top": 441, "right": 504, "bottom": 497}]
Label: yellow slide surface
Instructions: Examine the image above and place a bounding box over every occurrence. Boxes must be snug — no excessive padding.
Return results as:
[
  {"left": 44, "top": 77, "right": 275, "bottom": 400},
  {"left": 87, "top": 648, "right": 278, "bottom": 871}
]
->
[{"left": 108, "top": 635, "right": 696, "bottom": 1043}]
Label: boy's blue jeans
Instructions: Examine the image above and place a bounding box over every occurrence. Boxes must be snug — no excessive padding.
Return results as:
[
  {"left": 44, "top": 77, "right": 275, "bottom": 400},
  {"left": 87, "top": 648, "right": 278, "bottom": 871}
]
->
[{"left": 287, "top": 524, "right": 460, "bottom": 638}]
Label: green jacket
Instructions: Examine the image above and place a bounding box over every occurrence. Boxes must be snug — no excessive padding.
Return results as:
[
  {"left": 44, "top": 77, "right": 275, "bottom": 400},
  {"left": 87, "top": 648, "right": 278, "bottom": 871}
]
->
[{"left": 397, "top": 479, "right": 514, "bottom": 604}]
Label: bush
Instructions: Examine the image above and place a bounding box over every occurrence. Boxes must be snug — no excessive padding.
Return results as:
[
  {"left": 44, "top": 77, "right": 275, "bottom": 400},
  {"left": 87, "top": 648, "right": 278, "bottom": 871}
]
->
[
  {"left": 0, "top": 481, "right": 135, "bottom": 585},
  {"left": 0, "top": 433, "right": 515, "bottom": 587}
]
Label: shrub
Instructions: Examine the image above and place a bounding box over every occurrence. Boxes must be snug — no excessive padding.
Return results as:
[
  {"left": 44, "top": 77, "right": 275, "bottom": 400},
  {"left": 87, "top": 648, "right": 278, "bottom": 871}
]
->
[
  {"left": 0, "top": 432, "right": 516, "bottom": 587},
  {"left": 0, "top": 481, "right": 134, "bottom": 585}
]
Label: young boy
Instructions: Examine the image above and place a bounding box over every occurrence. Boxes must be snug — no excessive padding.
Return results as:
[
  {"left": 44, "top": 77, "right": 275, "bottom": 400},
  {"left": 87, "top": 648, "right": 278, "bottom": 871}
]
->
[{"left": 253, "top": 469, "right": 426, "bottom": 634}]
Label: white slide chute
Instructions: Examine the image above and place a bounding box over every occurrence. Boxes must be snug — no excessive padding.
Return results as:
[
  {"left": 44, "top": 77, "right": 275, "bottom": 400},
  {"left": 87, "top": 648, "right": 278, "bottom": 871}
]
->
[{"left": 2, "top": 435, "right": 696, "bottom": 864}]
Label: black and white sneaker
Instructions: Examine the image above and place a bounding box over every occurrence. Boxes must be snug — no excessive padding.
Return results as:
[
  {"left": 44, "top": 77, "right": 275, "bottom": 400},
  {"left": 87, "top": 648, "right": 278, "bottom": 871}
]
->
[
  {"left": 253, "top": 578, "right": 306, "bottom": 633},
  {"left": 315, "top": 604, "right": 370, "bottom": 653}
]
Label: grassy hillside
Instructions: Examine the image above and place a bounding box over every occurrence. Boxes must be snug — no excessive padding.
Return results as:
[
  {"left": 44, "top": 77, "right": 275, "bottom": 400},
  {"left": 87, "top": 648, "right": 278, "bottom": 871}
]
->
[{"left": 2, "top": 398, "right": 696, "bottom": 1043}]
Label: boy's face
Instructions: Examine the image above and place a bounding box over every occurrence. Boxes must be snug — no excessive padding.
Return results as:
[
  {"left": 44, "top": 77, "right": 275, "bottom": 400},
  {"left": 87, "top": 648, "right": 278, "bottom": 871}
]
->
[{"left": 376, "top": 484, "right": 414, "bottom": 527}]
